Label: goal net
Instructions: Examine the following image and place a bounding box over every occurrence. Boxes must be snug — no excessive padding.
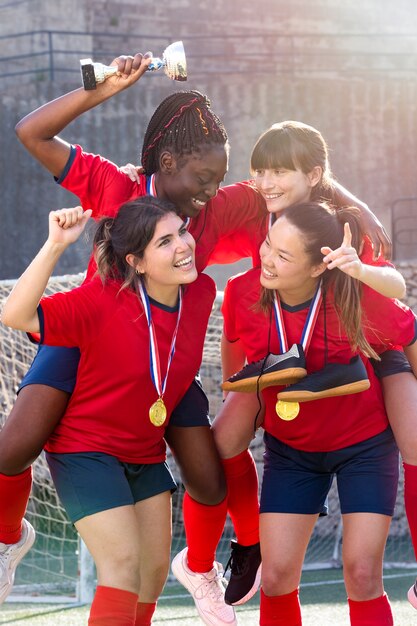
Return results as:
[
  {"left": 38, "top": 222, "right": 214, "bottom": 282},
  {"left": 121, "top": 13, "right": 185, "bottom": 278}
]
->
[{"left": 0, "top": 274, "right": 414, "bottom": 603}]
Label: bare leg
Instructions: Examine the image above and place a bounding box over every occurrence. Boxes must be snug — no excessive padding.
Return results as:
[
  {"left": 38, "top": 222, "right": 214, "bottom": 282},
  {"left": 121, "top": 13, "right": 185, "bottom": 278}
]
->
[
  {"left": 260, "top": 512, "right": 317, "bottom": 596},
  {"left": 382, "top": 373, "right": 417, "bottom": 560},
  {"left": 165, "top": 425, "right": 226, "bottom": 504},
  {"left": 0, "top": 385, "right": 70, "bottom": 474},
  {"left": 342, "top": 512, "right": 391, "bottom": 600}
]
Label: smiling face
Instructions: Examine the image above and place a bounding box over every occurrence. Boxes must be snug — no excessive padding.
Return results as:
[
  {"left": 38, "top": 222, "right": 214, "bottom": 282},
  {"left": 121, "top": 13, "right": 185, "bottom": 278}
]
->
[
  {"left": 156, "top": 144, "right": 228, "bottom": 218},
  {"left": 259, "top": 215, "right": 325, "bottom": 305},
  {"left": 254, "top": 167, "right": 320, "bottom": 215},
  {"left": 134, "top": 212, "right": 197, "bottom": 305}
]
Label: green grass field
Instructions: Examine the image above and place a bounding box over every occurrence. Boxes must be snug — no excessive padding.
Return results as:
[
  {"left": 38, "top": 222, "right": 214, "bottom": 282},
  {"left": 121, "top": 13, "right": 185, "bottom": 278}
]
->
[{"left": 1, "top": 569, "right": 416, "bottom": 625}]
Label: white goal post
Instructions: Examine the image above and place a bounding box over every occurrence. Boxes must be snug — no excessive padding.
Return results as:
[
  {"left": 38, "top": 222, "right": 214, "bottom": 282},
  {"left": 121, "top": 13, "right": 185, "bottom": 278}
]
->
[{"left": 0, "top": 275, "right": 414, "bottom": 604}]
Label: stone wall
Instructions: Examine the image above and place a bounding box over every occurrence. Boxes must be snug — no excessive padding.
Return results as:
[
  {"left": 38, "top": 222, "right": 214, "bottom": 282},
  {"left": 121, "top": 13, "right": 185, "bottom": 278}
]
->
[{"left": 1, "top": 0, "right": 417, "bottom": 279}]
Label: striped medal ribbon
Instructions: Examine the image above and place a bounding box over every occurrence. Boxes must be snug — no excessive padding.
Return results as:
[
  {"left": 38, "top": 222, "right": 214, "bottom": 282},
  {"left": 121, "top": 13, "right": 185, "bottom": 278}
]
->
[
  {"left": 273, "top": 280, "right": 323, "bottom": 420},
  {"left": 138, "top": 279, "right": 183, "bottom": 427}
]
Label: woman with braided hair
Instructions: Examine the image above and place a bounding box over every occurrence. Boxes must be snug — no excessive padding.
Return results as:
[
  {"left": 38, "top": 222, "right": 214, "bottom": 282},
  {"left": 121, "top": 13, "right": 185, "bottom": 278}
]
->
[
  {"left": 3, "top": 51, "right": 400, "bottom": 625},
  {"left": 5, "top": 52, "right": 259, "bottom": 626}
]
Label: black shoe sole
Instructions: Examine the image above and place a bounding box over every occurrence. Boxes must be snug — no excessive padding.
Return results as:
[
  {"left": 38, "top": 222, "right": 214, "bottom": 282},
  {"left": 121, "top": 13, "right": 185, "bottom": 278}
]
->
[
  {"left": 221, "top": 367, "right": 307, "bottom": 393},
  {"left": 278, "top": 379, "right": 370, "bottom": 402}
]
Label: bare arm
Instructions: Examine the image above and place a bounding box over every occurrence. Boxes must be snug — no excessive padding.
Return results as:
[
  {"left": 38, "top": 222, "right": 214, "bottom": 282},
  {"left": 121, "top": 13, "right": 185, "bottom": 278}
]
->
[
  {"left": 221, "top": 331, "right": 247, "bottom": 399},
  {"left": 333, "top": 180, "right": 392, "bottom": 260},
  {"left": 1, "top": 207, "right": 91, "bottom": 332},
  {"left": 15, "top": 53, "right": 151, "bottom": 178},
  {"left": 322, "top": 222, "right": 406, "bottom": 299}
]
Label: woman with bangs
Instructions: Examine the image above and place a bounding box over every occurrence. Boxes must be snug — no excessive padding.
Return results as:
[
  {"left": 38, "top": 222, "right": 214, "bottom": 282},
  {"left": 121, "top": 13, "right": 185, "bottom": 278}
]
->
[{"left": 219, "top": 200, "right": 417, "bottom": 624}]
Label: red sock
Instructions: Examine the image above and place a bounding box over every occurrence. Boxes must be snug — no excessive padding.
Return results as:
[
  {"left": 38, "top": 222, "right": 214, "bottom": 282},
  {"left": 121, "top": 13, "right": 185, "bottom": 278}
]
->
[
  {"left": 348, "top": 593, "right": 393, "bottom": 625},
  {"left": 135, "top": 601, "right": 156, "bottom": 625},
  {"left": 260, "top": 588, "right": 302, "bottom": 625},
  {"left": 222, "top": 450, "right": 259, "bottom": 545},
  {"left": 182, "top": 492, "right": 228, "bottom": 572},
  {"left": 403, "top": 462, "right": 417, "bottom": 559},
  {"left": 89, "top": 585, "right": 138, "bottom": 625},
  {"left": 0, "top": 468, "right": 32, "bottom": 543}
]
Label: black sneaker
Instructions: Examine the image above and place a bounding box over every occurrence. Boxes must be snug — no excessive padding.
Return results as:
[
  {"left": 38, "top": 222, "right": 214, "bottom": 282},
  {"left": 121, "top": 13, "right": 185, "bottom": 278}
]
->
[
  {"left": 221, "top": 344, "right": 307, "bottom": 393},
  {"left": 224, "top": 540, "right": 262, "bottom": 606},
  {"left": 277, "top": 355, "right": 370, "bottom": 402}
]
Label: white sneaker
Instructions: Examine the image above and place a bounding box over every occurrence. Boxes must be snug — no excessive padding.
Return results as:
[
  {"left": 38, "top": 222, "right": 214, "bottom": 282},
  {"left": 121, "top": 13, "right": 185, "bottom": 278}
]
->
[
  {"left": 0, "top": 519, "right": 36, "bottom": 604},
  {"left": 171, "top": 548, "right": 237, "bottom": 626}
]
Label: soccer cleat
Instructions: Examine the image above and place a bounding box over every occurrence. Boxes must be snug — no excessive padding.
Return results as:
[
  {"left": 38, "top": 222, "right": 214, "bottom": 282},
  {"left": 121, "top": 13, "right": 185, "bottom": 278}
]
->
[
  {"left": 277, "top": 355, "right": 370, "bottom": 402},
  {"left": 408, "top": 579, "right": 417, "bottom": 609},
  {"left": 171, "top": 547, "right": 237, "bottom": 626},
  {"left": 224, "top": 540, "right": 261, "bottom": 606},
  {"left": 0, "top": 519, "right": 36, "bottom": 604},
  {"left": 221, "top": 343, "right": 307, "bottom": 393}
]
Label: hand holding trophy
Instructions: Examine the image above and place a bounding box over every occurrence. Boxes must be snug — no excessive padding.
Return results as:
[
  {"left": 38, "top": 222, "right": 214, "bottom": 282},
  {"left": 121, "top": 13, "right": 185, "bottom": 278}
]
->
[{"left": 80, "top": 41, "right": 187, "bottom": 90}]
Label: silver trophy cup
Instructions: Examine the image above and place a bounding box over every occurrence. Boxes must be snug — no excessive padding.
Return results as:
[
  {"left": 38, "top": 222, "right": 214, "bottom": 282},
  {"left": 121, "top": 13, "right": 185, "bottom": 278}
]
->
[{"left": 80, "top": 41, "right": 187, "bottom": 90}]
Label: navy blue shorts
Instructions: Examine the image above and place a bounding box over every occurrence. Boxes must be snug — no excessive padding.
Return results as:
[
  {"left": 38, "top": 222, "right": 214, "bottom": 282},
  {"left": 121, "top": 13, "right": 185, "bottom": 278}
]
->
[
  {"left": 371, "top": 349, "right": 412, "bottom": 378},
  {"left": 19, "top": 344, "right": 80, "bottom": 393},
  {"left": 261, "top": 428, "right": 398, "bottom": 516},
  {"left": 45, "top": 451, "right": 177, "bottom": 523},
  {"left": 169, "top": 376, "right": 211, "bottom": 428}
]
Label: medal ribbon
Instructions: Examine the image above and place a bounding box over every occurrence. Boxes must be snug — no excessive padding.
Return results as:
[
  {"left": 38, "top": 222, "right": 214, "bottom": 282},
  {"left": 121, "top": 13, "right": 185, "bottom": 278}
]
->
[
  {"left": 273, "top": 280, "right": 322, "bottom": 355},
  {"left": 146, "top": 174, "right": 190, "bottom": 228},
  {"left": 138, "top": 279, "right": 183, "bottom": 400}
]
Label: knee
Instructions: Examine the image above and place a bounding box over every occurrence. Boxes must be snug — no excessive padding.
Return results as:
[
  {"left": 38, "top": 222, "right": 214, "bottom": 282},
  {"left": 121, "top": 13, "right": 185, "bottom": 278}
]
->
[
  {"left": 98, "top": 546, "right": 142, "bottom": 588},
  {"left": 261, "top": 562, "right": 298, "bottom": 597},
  {"left": 185, "top": 470, "right": 227, "bottom": 505},
  {"left": 0, "top": 441, "right": 33, "bottom": 475},
  {"left": 344, "top": 559, "right": 383, "bottom": 599}
]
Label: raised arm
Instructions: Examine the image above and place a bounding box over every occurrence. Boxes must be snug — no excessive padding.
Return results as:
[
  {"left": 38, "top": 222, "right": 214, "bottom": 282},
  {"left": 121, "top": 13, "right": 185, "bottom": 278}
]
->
[
  {"left": 15, "top": 53, "right": 151, "bottom": 178},
  {"left": 322, "top": 222, "right": 406, "bottom": 299},
  {"left": 333, "top": 180, "right": 392, "bottom": 260},
  {"left": 1, "top": 207, "right": 91, "bottom": 332}
]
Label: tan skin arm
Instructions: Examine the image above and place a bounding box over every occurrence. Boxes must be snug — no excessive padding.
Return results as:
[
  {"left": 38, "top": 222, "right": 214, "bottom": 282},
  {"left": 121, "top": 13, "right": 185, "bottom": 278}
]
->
[
  {"left": 322, "top": 222, "right": 406, "bottom": 299},
  {"left": 15, "top": 53, "right": 152, "bottom": 178},
  {"left": 1, "top": 207, "right": 92, "bottom": 332},
  {"left": 221, "top": 331, "right": 247, "bottom": 400}
]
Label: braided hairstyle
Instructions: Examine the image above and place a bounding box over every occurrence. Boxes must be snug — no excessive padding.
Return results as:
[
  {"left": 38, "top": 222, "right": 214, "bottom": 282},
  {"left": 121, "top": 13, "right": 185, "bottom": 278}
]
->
[{"left": 141, "top": 90, "right": 229, "bottom": 174}]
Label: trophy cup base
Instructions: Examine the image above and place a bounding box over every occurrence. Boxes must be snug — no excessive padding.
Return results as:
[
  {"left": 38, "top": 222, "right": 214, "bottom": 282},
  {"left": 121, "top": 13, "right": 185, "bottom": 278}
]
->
[{"left": 80, "top": 58, "right": 97, "bottom": 90}]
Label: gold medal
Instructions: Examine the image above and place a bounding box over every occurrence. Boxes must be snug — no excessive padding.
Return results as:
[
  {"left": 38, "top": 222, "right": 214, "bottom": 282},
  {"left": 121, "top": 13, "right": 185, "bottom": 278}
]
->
[
  {"left": 275, "top": 399, "right": 300, "bottom": 421},
  {"left": 149, "top": 398, "right": 167, "bottom": 427}
]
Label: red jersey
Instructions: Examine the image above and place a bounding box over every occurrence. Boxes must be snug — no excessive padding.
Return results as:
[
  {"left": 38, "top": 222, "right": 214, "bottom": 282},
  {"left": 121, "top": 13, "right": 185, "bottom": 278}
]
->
[
  {"left": 59, "top": 145, "right": 267, "bottom": 277},
  {"left": 38, "top": 273, "right": 215, "bottom": 463},
  {"left": 222, "top": 268, "right": 416, "bottom": 452}
]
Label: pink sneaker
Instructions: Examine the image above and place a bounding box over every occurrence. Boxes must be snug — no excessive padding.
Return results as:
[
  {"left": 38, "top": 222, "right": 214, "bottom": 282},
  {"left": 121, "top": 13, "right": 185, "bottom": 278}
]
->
[
  {"left": 0, "top": 519, "right": 36, "bottom": 604},
  {"left": 407, "top": 579, "right": 417, "bottom": 609},
  {"left": 171, "top": 547, "right": 237, "bottom": 626}
]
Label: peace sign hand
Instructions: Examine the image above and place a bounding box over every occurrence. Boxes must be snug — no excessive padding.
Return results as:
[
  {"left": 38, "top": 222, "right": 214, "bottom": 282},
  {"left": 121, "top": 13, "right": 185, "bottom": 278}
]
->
[{"left": 321, "top": 222, "right": 363, "bottom": 280}]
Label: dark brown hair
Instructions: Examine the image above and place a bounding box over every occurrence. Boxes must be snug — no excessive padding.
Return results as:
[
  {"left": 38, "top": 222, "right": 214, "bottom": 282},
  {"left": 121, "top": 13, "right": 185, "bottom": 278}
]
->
[
  {"left": 250, "top": 121, "right": 334, "bottom": 202},
  {"left": 94, "top": 196, "right": 179, "bottom": 291}
]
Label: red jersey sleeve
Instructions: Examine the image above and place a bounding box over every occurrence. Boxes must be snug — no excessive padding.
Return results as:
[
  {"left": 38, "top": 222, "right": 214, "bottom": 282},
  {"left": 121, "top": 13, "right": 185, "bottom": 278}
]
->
[
  {"left": 221, "top": 276, "right": 239, "bottom": 342},
  {"left": 359, "top": 236, "right": 394, "bottom": 268},
  {"left": 38, "top": 279, "right": 112, "bottom": 348},
  {"left": 58, "top": 145, "right": 147, "bottom": 218},
  {"left": 192, "top": 181, "right": 267, "bottom": 271},
  {"left": 361, "top": 285, "right": 417, "bottom": 352}
]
